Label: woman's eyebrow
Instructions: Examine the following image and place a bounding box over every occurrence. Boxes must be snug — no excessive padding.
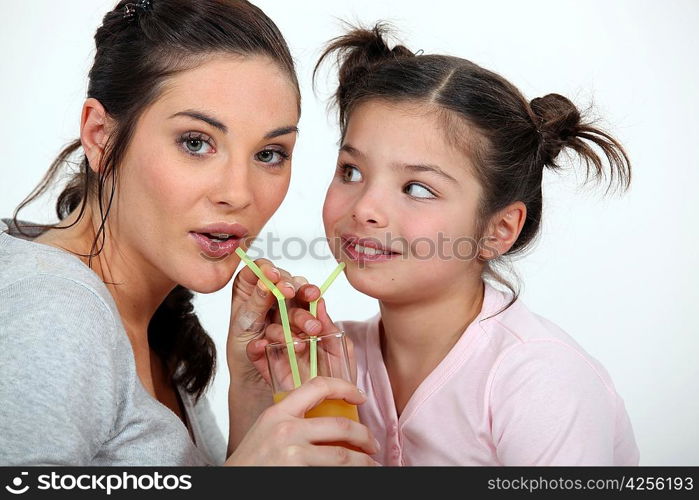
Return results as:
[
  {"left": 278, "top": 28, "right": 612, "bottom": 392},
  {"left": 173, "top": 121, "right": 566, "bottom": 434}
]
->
[
  {"left": 168, "top": 111, "right": 297, "bottom": 140},
  {"left": 265, "top": 126, "right": 299, "bottom": 139},
  {"left": 169, "top": 110, "right": 227, "bottom": 133}
]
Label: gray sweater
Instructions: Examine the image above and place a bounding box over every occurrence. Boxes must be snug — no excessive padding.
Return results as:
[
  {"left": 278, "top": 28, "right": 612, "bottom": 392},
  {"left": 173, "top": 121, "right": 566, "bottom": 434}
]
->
[{"left": 0, "top": 220, "right": 226, "bottom": 465}]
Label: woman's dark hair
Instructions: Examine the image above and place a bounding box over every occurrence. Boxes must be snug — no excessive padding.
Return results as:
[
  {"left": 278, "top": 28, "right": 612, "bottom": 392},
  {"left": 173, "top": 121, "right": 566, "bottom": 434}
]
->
[
  {"left": 13, "top": 0, "right": 300, "bottom": 402},
  {"left": 316, "top": 23, "right": 631, "bottom": 308}
]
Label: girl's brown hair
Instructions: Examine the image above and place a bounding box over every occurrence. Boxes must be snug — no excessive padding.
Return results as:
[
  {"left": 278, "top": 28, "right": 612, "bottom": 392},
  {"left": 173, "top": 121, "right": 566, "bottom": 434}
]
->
[
  {"left": 316, "top": 23, "right": 630, "bottom": 306},
  {"left": 13, "top": 0, "right": 300, "bottom": 402}
]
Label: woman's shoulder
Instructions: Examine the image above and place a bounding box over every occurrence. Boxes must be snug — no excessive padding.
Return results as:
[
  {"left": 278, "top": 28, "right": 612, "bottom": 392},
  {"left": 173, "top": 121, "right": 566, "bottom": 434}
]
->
[
  {"left": 1, "top": 221, "right": 117, "bottom": 316},
  {"left": 1, "top": 221, "right": 122, "bottom": 348}
]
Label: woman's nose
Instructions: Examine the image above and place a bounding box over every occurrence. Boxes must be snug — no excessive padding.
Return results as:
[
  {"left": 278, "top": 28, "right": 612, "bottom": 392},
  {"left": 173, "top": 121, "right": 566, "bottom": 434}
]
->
[{"left": 210, "top": 160, "right": 254, "bottom": 211}]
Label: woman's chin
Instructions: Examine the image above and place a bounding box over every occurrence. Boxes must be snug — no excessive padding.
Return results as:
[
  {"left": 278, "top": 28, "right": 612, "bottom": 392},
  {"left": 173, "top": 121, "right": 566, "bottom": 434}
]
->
[{"left": 176, "top": 266, "right": 236, "bottom": 294}]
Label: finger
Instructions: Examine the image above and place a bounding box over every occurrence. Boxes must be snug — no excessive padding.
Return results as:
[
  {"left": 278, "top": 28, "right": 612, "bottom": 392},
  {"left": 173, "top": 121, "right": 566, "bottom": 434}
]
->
[
  {"left": 246, "top": 338, "right": 272, "bottom": 384},
  {"left": 296, "top": 417, "right": 380, "bottom": 456},
  {"left": 289, "top": 307, "right": 323, "bottom": 336},
  {"left": 291, "top": 275, "right": 309, "bottom": 290},
  {"left": 246, "top": 337, "right": 268, "bottom": 362},
  {"left": 235, "top": 258, "right": 280, "bottom": 289},
  {"left": 233, "top": 279, "right": 277, "bottom": 336},
  {"left": 315, "top": 299, "right": 339, "bottom": 334},
  {"left": 265, "top": 323, "right": 303, "bottom": 345},
  {"left": 277, "top": 377, "right": 366, "bottom": 417},
  {"left": 267, "top": 267, "right": 297, "bottom": 299},
  {"left": 292, "top": 284, "right": 322, "bottom": 307},
  {"left": 294, "top": 444, "right": 380, "bottom": 466}
]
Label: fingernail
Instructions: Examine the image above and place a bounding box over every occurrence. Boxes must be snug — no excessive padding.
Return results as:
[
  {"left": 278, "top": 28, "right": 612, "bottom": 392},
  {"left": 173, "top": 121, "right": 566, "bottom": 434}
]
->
[
  {"left": 282, "top": 281, "right": 295, "bottom": 292},
  {"left": 270, "top": 268, "right": 281, "bottom": 279},
  {"left": 305, "top": 320, "right": 321, "bottom": 334},
  {"left": 357, "top": 387, "right": 366, "bottom": 397}
]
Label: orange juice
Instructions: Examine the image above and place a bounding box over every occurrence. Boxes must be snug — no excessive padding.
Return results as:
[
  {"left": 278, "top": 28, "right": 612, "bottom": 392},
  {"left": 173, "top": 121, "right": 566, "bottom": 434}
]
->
[{"left": 273, "top": 392, "right": 359, "bottom": 422}]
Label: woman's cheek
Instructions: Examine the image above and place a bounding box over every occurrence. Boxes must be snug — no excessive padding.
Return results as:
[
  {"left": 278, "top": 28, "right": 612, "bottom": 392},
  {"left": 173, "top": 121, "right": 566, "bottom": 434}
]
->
[{"left": 259, "top": 175, "right": 291, "bottom": 218}]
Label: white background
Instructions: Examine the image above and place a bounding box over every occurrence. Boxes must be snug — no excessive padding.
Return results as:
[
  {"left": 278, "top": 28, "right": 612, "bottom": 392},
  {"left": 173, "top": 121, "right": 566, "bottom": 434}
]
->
[{"left": 2, "top": 0, "right": 697, "bottom": 465}]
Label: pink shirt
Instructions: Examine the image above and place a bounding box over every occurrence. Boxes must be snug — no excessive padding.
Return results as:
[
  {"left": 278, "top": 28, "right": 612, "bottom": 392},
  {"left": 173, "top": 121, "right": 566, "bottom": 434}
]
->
[{"left": 338, "top": 283, "right": 640, "bottom": 466}]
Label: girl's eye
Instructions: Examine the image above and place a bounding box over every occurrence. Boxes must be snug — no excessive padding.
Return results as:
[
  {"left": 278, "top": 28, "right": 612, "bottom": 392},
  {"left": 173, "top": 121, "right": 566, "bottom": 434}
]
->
[
  {"left": 256, "top": 149, "right": 290, "bottom": 167},
  {"left": 341, "top": 165, "right": 362, "bottom": 183},
  {"left": 178, "top": 132, "right": 214, "bottom": 156},
  {"left": 404, "top": 182, "right": 437, "bottom": 199}
]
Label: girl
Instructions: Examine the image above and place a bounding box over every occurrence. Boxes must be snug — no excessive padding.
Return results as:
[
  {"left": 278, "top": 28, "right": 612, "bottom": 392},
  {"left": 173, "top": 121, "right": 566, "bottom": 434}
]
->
[
  {"left": 0, "top": 1, "right": 378, "bottom": 466},
  {"left": 254, "top": 24, "right": 640, "bottom": 466}
]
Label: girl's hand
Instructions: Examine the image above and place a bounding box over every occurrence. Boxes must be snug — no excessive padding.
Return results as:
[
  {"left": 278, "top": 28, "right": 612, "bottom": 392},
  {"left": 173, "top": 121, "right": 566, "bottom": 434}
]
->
[
  {"left": 246, "top": 297, "right": 356, "bottom": 385},
  {"left": 224, "top": 377, "right": 380, "bottom": 466}
]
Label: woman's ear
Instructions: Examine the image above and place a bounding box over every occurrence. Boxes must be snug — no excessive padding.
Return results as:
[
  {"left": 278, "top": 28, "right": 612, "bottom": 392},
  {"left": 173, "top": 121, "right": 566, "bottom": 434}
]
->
[
  {"left": 479, "top": 201, "right": 527, "bottom": 260},
  {"left": 80, "top": 98, "right": 111, "bottom": 174}
]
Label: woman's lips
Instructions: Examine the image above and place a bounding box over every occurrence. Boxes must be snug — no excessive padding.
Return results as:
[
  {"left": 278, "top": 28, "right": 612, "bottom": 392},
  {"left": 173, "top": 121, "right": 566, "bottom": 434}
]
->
[{"left": 190, "top": 232, "right": 242, "bottom": 260}]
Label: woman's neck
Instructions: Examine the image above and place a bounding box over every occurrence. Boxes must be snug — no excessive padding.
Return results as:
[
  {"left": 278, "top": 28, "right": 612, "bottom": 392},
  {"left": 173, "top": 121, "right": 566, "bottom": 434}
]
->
[
  {"left": 34, "top": 207, "right": 175, "bottom": 349},
  {"left": 378, "top": 276, "right": 485, "bottom": 415}
]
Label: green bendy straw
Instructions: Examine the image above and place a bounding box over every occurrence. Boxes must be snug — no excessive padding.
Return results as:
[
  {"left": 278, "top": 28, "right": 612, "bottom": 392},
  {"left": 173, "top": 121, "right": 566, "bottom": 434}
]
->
[
  {"left": 310, "top": 262, "right": 346, "bottom": 317},
  {"left": 309, "top": 262, "right": 346, "bottom": 378},
  {"left": 235, "top": 247, "right": 301, "bottom": 389}
]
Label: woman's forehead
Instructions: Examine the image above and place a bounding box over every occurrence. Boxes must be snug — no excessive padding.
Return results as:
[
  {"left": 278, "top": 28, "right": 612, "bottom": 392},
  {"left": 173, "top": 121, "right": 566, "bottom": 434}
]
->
[{"left": 149, "top": 55, "right": 300, "bottom": 124}]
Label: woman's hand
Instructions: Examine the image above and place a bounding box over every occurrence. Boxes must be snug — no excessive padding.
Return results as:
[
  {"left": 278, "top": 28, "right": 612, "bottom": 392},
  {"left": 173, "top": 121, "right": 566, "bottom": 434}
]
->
[
  {"left": 227, "top": 258, "right": 321, "bottom": 381},
  {"left": 224, "top": 377, "right": 380, "bottom": 466},
  {"left": 246, "top": 297, "right": 354, "bottom": 386},
  {"left": 226, "top": 257, "right": 324, "bottom": 453}
]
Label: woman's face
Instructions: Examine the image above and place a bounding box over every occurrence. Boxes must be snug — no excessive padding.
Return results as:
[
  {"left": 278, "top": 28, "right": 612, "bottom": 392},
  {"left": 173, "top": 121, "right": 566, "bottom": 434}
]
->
[
  {"left": 323, "top": 99, "right": 484, "bottom": 304},
  {"left": 110, "top": 55, "right": 299, "bottom": 293}
]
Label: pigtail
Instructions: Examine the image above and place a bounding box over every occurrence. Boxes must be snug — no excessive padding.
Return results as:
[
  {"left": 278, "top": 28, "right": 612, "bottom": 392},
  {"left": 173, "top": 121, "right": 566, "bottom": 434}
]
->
[
  {"left": 314, "top": 23, "right": 414, "bottom": 129},
  {"left": 530, "top": 93, "right": 631, "bottom": 194}
]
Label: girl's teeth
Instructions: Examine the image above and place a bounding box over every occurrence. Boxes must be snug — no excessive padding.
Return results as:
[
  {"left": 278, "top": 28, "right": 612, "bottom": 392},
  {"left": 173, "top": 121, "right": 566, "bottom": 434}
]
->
[
  {"left": 211, "top": 233, "right": 231, "bottom": 239},
  {"left": 354, "top": 243, "right": 388, "bottom": 256}
]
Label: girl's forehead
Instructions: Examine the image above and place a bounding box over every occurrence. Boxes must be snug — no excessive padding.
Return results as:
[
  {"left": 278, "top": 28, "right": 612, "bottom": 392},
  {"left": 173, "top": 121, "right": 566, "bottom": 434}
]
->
[{"left": 343, "top": 99, "right": 480, "bottom": 177}]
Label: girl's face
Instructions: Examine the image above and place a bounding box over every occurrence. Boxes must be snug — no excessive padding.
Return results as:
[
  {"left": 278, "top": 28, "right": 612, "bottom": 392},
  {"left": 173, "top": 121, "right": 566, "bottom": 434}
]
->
[
  {"left": 110, "top": 55, "right": 299, "bottom": 293},
  {"left": 323, "top": 100, "right": 484, "bottom": 304}
]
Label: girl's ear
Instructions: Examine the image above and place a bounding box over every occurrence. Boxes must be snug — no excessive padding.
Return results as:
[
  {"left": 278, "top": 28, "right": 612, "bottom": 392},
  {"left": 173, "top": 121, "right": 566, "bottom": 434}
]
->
[
  {"left": 479, "top": 201, "right": 527, "bottom": 260},
  {"left": 80, "top": 98, "right": 112, "bottom": 174}
]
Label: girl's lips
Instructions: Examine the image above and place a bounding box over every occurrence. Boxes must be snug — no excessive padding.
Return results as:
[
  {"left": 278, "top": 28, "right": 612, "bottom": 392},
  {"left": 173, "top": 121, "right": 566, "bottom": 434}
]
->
[
  {"left": 190, "top": 232, "right": 242, "bottom": 260},
  {"left": 342, "top": 238, "right": 400, "bottom": 264}
]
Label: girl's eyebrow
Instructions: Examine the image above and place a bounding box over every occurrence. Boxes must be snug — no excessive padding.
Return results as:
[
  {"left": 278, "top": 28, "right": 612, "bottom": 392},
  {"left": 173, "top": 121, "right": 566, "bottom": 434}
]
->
[
  {"left": 340, "top": 143, "right": 366, "bottom": 160},
  {"left": 402, "top": 163, "right": 458, "bottom": 184},
  {"left": 340, "top": 143, "right": 458, "bottom": 184}
]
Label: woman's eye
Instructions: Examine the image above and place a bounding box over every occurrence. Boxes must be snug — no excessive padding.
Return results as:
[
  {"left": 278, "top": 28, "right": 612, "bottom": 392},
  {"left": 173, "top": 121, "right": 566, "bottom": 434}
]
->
[
  {"left": 256, "top": 149, "right": 289, "bottom": 167},
  {"left": 185, "top": 139, "right": 205, "bottom": 153},
  {"left": 342, "top": 165, "right": 362, "bottom": 183},
  {"left": 405, "top": 182, "right": 436, "bottom": 199},
  {"left": 179, "top": 133, "right": 214, "bottom": 156}
]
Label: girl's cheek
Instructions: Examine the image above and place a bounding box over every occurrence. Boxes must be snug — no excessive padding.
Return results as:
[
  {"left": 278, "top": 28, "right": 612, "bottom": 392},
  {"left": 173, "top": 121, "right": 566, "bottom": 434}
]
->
[{"left": 322, "top": 188, "right": 347, "bottom": 224}]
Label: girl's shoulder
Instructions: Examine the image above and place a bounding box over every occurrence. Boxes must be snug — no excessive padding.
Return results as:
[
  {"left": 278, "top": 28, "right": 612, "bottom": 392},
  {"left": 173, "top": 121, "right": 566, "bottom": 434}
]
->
[
  {"left": 482, "top": 284, "right": 618, "bottom": 395},
  {"left": 336, "top": 313, "right": 380, "bottom": 346}
]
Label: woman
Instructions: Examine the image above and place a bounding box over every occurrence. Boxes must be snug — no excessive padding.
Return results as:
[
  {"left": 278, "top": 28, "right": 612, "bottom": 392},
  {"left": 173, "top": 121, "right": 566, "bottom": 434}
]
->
[{"left": 0, "top": 0, "right": 378, "bottom": 466}]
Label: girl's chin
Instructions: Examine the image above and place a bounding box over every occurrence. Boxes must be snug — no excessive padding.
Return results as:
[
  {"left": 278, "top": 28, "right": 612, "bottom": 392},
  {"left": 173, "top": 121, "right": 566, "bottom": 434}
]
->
[{"left": 345, "top": 274, "right": 401, "bottom": 301}]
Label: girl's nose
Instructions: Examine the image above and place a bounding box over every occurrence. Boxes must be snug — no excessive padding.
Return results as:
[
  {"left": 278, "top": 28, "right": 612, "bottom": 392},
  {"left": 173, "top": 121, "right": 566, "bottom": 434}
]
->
[{"left": 352, "top": 189, "right": 388, "bottom": 227}]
